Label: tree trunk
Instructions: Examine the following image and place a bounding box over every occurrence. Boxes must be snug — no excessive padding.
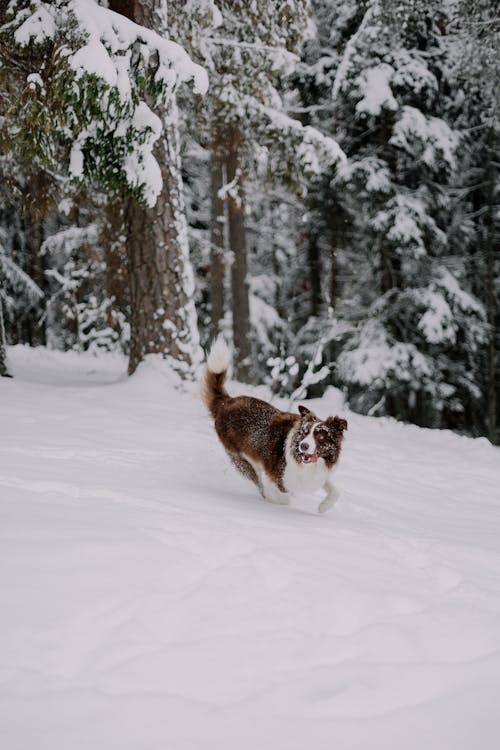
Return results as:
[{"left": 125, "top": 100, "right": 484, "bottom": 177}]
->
[
  {"left": 23, "top": 188, "right": 46, "bottom": 347},
  {"left": 109, "top": 0, "right": 201, "bottom": 376},
  {"left": 307, "top": 228, "right": 321, "bottom": 317},
  {"left": 226, "top": 125, "right": 253, "bottom": 382},
  {"left": 209, "top": 135, "right": 225, "bottom": 340},
  {"left": 0, "top": 287, "right": 9, "bottom": 377},
  {"left": 485, "top": 125, "right": 497, "bottom": 443},
  {"left": 380, "top": 238, "right": 393, "bottom": 293},
  {"left": 103, "top": 202, "right": 130, "bottom": 349}
]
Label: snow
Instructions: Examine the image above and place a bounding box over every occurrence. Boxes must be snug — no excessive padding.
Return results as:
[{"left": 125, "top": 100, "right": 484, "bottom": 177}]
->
[
  {"left": 10, "top": 0, "right": 208, "bottom": 206},
  {"left": 355, "top": 63, "right": 398, "bottom": 117},
  {"left": 435, "top": 266, "right": 486, "bottom": 317},
  {"left": 417, "top": 290, "right": 456, "bottom": 345},
  {"left": 123, "top": 102, "right": 163, "bottom": 207},
  {"left": 390, "top": 106, "right": 459, "bottom": 171},
  {"left": 391, "top": 50, "right": 439, "bottom": 100},
  {"left": 68, "top": 141, "right": 85, "bottom": 179},
  {"left": 13, "top": 4, "right": 56, "bottom": 45},
  {"left": 26, "top": 72, "right": 44, "bottom": 91},
  {"left": 337, "top": 319, "right": 433, "bottom": 388},
  {"left": 1, "top": 345, "right": 500, "bottom": 750},
  {"left": 371, "top": 192, "right": 445, "bottom": 256},
  {"left": 335, "top": 157, "right": 393, "bottom": 196},
  {"left": 13, "top": 1, "right": 208, "bottom": 95},
  {"left": 259, "top": 105, "right": 346, "bottom": 175}
]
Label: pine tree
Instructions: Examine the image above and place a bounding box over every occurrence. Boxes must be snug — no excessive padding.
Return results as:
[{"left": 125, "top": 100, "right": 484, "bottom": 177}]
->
[
  {"left": 0, "top": 278, "right": 9, "bottom": 377},
  {"left": 294, "top": 0, "right": 489, "bottom": 432},
  {"left": 1, "top": 0, "right": 208, "bottom": 376},
  {"left": 451, "top": 0, "right": 500, "bottom": 442},
  {"left": 172, "top": 0, "right": 344, "bottom": 381}
]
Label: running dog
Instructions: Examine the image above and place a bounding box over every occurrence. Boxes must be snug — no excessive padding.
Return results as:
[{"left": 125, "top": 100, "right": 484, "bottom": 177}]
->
[{"left": 201, "top": 337, "right": 347, "bottom": 513}]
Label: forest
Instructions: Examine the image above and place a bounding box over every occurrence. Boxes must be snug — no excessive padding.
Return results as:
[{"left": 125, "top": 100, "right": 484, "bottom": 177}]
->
[{"left": 0, "top": 0, "right": 499, "bottom": 443}]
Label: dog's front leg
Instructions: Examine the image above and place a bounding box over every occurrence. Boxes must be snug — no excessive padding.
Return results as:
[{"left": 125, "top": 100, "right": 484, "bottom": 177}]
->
[
  {"left": 260, "top": 473, "right": 290, "bottom": 506},
  {"left": 318, "top": 482, "right": 339, "bottom": 514},
  {"left": 265, "top": 489, "right": 290, "bottom": 505}
]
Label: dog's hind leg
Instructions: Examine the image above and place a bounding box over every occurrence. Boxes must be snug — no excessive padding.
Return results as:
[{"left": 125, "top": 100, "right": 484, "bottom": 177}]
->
[{"left": 228, "top": 451, "right": 261, "bottom": 491}]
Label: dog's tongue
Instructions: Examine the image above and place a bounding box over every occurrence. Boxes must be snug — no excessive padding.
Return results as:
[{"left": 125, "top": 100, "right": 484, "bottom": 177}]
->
[{"left": 304, "top": 453, "right": 319, "bottom": 464}]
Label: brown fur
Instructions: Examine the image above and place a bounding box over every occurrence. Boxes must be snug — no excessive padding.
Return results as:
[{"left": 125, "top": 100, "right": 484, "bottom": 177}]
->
[{"left": 202, "top": 359, "right": 348, "bottom": 500}]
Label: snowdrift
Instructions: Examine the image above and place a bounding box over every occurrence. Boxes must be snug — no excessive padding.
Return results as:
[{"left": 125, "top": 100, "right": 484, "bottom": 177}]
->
[{"left": 1, "top": 346, "right": 499, "bottom": 750}]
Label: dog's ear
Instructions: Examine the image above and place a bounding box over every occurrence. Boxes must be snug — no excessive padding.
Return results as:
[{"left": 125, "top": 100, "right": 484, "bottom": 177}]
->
[
  {"left": 298, "top": 405, "right": 310, "bottom": 417},
  {"left": 326, "top": 416, "right": 348, "bottom": 432}
]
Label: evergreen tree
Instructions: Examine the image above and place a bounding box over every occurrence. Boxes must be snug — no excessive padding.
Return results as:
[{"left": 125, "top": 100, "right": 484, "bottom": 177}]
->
[
  {"left": 1, "top": 0, "right": 208, "bottom": 376},
  {"left": 172, "top": 0, "right": 344, "bottom": 381},
  {"left": 0, "top": 0, "right": 497, "bottom": 442},
  {"left": 294, "top": 0, "right": 490, "bottom": 432},
  {"left": 451, "top": 0, "right": 500, "bottom": 441}
]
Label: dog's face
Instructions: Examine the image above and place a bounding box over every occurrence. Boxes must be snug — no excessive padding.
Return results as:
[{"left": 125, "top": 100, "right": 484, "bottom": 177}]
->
[{"left": 294, "top": 405, "right": 347, "bottom": 468}]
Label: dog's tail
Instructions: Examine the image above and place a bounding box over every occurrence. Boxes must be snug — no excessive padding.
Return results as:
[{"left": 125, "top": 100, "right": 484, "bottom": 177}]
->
[{"left": 201, "top": 335, "right": 231, "bottom": 419}]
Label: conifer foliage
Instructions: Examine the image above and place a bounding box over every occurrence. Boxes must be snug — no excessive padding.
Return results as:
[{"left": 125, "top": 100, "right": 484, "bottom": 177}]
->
[{"left": 0, "top": 0, "right": 498, "bottom": 442}]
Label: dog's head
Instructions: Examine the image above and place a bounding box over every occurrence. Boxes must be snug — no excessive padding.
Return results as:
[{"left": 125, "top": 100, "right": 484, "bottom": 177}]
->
[{"left": 294, "top": 405, "right": 347, "bottom": 468}]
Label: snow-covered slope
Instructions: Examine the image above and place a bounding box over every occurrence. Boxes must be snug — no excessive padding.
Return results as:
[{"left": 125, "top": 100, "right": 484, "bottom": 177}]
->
[{"left": 1, "top": 346, "right": 499, "bottom": 750}]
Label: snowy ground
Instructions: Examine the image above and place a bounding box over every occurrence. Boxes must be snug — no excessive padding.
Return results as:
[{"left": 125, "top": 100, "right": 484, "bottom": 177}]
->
[{"left": 1, "top": 345, "right": 500, "bottom": 750}]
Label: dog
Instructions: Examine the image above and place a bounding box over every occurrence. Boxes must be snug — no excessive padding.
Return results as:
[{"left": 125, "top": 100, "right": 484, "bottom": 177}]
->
[{"left": 201, "top": 337, "right": 347, "bottom": 513}]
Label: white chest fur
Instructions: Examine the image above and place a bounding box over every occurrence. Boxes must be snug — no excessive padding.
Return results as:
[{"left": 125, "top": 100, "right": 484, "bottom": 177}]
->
[{"left": 283, "top": 431, "right": 330, "bottom": 495}]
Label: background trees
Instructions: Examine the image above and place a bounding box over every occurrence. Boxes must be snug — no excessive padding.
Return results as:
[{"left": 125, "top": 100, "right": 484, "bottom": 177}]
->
[
  {"left": 0, "top": 0, "right": 498, "bottom": 443},
  {"left": 1, "top": 0, "right": 207, "bottom": 375}
]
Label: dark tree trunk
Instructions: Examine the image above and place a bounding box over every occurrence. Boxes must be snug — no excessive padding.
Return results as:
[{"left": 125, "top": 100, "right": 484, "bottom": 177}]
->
[
  {"left": 380, "top": 238, "right": 393, "bottom": 293},
  {"left": 108, "top": 0, "right": 200, "bottom": 375},
  {"left": 103, "top": 202, "right": 130, "bottom": 347},
  {"left": 20, "top": 175, "right": 46, "bottom": 346},
  {"left": 328, "top": 197, "right": 345, "bottom": 309},
  {"left": 209, "top": 136, "right": 225, "bottom": 340},
  {"left": 485, "top": 126, "right": 497, "bottom": 443},
  {"left": 379, "top": 109, "right": 399, "bottom": 294},
  {"left": 226, "top": 125, "right": 253, "bottom": 382},
  {"left": 0, "top": 288, "right": 9, "bottom": 377},
  {"left": 307, "top": 229, "right": 321, "bottom": 317},
  {"left": 124, "top": 111, "right": 199, "bottom": 375},
  {"left": 329, "top": 217, "right": 337, "bottom": 309}
]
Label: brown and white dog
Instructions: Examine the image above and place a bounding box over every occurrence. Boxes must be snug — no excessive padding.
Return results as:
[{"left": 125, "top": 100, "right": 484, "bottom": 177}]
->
[{"left": 201, "top": 337, "right": 347, "bottom": 513}]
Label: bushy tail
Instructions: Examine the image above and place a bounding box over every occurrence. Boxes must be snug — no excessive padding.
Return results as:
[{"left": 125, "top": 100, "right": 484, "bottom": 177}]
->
[{"left": 201, "top": 335, "right": 231, "bottom": 418}]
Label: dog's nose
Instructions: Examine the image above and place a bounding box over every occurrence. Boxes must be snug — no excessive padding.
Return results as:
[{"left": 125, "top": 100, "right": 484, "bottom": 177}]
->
[{"left": 300, "top": 442, "right": 308, "bottom": 452}]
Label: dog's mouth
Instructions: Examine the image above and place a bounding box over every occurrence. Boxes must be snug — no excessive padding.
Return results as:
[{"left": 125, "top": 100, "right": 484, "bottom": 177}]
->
[{"left": 301, "top": 452, "right": 319, "bottom": 464}]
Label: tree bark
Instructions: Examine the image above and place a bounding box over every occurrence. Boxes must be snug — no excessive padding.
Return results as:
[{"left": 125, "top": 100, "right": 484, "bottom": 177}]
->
[
  {"left": 209, "top": 135, "right": 225, "bottom": 340},
  {"left": 226, "top": 125, "right": 253, "bottom": 383},
  {"left": 0, "top": 286, "right": 9, "bottom": 377},
  {"left": 109, "top": 0, "right": 201, "bottom": 375},
  {"left": 124, "top": 102, "right": 200, "bottom": 375},
  {"left": 485, "top": 125, "right": 497, "bottom": 443},
  {"left": 22, "top": 179, "right": 46, "bottom": 347},
  {"left": 307, "top": 228, "right": 321, "bottom": 317},
  {"left": 103, "top": 203, "right": 130, "bottom": 347},
  {"left": 329, "top": 216, "right": 337, "bottom": 309}
]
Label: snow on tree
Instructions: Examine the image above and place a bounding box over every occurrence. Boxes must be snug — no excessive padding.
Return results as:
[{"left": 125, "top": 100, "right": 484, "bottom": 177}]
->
[
  {"left": 288, "top": 0, "right": 490, "bottom": 431},
  {"left": 0, "top": 231, "right": 44, "bottom": 375},
  {"left": 2, "top": 0, "right": 208, "bottom": 376},
  {"left": 171, "top": 0, "right": 345, "bottom": 382},
  {"left": 3, "top": 0, "right": 207, "bottom": 205},
  {"left": 446, "top": 0, "right": 500, "bottom": 441},
  {"left": 0, "top": 0, "right": 497, "bottom": 442}
]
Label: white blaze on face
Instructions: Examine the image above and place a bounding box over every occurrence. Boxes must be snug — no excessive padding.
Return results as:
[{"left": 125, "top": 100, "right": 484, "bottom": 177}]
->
[{"left": 300, "top": 422, "right": 321, "bottom": 461}]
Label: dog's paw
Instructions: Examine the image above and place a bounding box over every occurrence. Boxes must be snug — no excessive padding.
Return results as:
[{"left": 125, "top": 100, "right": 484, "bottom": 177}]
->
[
  {"left": 318, "top": 487, "right": 339, "bottom": 514},
  {"left": 318, "top": 496, "right": 334, "bottom": 514},
  {"left": 263, "top": 490, "right": 290, "bottom": 505},
  {"left": 271, "top": 494, "right": 290, "bottom": 506}
]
